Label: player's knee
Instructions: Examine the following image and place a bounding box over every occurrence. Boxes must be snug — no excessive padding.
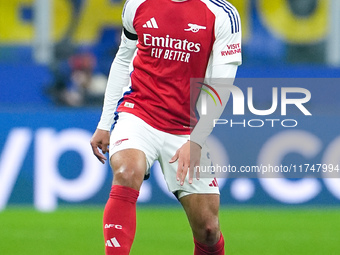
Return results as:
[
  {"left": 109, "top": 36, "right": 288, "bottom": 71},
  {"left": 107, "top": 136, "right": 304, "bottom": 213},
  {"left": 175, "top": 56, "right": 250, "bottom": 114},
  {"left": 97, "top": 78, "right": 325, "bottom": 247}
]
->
[
  {"left": 195, "top": 219, "right": 220, "bottom": 246},
  {"left": 113, "top": 165, "right": 144, "bottom": 190},
  {"left": 203, "top": 223, "right": 220, "bottom": 245}
]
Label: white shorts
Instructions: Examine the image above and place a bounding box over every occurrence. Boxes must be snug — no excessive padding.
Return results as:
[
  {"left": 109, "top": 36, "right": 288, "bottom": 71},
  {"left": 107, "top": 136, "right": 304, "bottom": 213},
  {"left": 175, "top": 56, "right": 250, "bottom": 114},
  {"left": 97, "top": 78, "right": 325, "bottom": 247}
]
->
[{"left": 109, "top": 112, "right": 220, "bottom": 199}]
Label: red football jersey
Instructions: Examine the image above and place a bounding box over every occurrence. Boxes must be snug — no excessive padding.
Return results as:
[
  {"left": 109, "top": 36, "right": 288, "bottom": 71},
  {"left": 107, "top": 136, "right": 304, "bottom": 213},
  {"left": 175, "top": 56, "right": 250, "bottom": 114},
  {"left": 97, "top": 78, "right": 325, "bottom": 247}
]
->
[{"left": 116, "top": 0, "right": 242, "bottom": 134}]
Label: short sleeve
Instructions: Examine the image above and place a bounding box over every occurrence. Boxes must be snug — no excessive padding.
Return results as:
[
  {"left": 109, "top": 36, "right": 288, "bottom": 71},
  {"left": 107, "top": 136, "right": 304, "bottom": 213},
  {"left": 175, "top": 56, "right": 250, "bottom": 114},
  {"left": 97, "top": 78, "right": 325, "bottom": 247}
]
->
[{"left": 212, "top": 6, "right": 242, "bottom": 66}]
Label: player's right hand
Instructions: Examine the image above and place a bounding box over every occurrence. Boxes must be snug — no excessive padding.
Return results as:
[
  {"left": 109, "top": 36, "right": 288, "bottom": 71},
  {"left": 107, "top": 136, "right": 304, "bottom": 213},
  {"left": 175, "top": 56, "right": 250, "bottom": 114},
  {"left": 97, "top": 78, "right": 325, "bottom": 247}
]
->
[{"left": 90, "top": 129, "right": 110, "bottom": 164}]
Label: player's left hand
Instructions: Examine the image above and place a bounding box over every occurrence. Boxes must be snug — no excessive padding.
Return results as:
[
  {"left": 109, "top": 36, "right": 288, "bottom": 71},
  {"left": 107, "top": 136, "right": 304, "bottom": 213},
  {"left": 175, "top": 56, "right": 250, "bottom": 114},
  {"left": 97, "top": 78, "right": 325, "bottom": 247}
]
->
[{"left": 169, "top": 140, "right": 201, "bottom": 186}]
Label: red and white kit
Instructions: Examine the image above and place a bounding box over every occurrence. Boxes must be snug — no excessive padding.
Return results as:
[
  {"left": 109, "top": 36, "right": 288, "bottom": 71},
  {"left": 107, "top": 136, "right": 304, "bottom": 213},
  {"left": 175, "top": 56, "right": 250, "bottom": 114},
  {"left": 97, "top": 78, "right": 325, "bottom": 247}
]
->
[
  {"left": 99, "top": 1, "right": 242, "bottom": 254},
  {"left": 98, "top": 0, "right": 242, "bottom": 195},
  {"left": 98, "top": 0, "right": 242, "bottom": 135}
]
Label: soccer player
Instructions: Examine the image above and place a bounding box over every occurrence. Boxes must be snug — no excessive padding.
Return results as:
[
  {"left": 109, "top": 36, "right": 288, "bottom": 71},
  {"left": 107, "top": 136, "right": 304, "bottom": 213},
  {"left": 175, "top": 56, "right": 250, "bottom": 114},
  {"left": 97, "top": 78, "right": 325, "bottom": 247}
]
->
[{"left": 90, "top": 0, "right": 242, "bottom": 254}]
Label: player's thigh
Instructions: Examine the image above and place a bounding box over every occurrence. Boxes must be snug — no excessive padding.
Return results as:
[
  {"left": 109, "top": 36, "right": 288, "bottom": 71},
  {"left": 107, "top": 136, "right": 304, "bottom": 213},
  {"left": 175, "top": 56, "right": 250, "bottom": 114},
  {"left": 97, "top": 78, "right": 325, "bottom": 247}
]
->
[
  {"left": 110, "top": 148, "right": 147, "bottom": 190},
  {"left": 109, "top": 112, "right": 161, "bottom": 190},
  {"left": 180, "top": 193, "right": 220, "bottom": 226}
]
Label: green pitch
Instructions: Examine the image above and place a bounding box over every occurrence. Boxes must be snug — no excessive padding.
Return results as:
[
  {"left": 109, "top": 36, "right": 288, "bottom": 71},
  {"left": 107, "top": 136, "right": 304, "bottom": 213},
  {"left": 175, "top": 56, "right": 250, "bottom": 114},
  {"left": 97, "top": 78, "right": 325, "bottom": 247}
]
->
[{"left": 0, "top": 206, "right": 339, "bottom": 255}]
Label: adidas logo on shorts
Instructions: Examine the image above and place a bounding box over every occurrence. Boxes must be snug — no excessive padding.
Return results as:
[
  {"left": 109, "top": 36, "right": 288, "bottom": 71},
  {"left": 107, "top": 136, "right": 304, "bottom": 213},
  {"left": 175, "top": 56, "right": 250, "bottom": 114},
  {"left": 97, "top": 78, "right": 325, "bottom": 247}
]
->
[{"left": 209, "top": 178, "right": 218, "bottom": 187}]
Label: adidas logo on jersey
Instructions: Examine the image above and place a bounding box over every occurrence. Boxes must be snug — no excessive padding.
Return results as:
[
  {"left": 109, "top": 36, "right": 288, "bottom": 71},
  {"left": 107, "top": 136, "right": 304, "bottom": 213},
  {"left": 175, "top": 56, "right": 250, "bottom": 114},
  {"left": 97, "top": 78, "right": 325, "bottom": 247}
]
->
[
  {"left": 105, "top": 237, "right": 121, "bottom": 248},
  {"left": 143, "top": 17, "right": 158, "bottom": 29}
]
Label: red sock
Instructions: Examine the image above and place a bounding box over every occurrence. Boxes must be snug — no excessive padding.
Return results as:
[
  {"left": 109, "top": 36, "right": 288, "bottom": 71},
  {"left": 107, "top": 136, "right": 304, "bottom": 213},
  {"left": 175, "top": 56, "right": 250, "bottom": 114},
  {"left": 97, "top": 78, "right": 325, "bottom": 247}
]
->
[
  {"left": 103, "top": 185, "right": 139, "bottom": 255},
  {"left": 194, "top": 233, "right": 225, "bottom": 255}
]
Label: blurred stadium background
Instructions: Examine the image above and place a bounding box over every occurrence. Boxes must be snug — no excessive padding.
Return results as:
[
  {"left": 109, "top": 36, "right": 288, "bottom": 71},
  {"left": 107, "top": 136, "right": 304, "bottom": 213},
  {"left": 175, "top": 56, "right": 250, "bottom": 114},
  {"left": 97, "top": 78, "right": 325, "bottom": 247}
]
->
[{"left": 0, "top": 0, "right": 340, "bottom": 254}]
